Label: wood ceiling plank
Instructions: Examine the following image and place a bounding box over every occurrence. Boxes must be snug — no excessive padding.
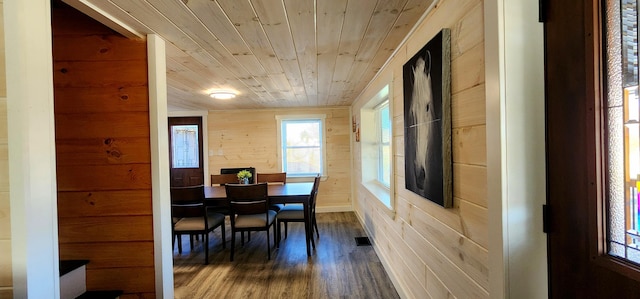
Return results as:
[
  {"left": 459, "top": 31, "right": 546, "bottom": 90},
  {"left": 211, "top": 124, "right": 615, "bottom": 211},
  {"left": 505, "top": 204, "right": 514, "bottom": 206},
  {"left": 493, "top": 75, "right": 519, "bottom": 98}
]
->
[
  {"left": 250, "top": 0, "right": 307, "bottom": 104},
  {"left": 341, "top": 0, "right": 407, "bottom": 106},
  {"left": 316, "top": 0, "right": 347, "bottom": 106},
  {"left": 284, "top": 0, "right": 317, "bottom": 105},
  {"left": 329, "top": 0, "right": 377, "bottom": 104},
  {"left": 352, "top": 0, "right": 434, "bottom": 102}
]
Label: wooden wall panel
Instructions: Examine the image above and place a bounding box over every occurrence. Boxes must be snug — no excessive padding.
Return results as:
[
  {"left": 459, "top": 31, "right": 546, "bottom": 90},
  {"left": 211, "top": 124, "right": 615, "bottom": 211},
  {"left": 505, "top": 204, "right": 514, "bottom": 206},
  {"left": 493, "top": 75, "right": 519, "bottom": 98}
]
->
[
  {"left": 57, "top": 190, "right": 152, "bottom": 217},
  {"left": 208, "top": 107, "right": 352, "bottom": 210},
  {"left": 52, "top": 2, "right": 154, "bottom": 297},
  {"left": 0, "top": 1, "right": 10, "bottom": 294},
  {"left": 59, "top": 242, "right": 154, "bottom": 269},
  {"left": 351, "top": 0, "right": 488, "bottom": 297},
  {"left": 54, "top": 86, "right": 149, "bottom": 114}
]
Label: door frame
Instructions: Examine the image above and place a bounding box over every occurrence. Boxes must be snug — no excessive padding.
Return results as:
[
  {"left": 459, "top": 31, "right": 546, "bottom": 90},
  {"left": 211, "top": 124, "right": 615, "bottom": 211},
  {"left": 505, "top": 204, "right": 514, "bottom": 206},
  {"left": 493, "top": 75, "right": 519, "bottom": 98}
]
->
[
  {"left": 485, "top": 0, "right": 548, "bottom": 298},
  {"left": 168, "top": 110, "right": 210, "bottom": 187}
]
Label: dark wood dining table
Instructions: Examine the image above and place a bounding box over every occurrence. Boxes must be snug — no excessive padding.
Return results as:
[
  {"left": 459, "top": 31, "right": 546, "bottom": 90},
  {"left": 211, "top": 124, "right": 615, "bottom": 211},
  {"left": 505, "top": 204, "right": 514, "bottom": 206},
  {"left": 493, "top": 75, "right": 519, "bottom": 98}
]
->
[{"left": 204, "top": 182, "right": 315, "bottom": 256}]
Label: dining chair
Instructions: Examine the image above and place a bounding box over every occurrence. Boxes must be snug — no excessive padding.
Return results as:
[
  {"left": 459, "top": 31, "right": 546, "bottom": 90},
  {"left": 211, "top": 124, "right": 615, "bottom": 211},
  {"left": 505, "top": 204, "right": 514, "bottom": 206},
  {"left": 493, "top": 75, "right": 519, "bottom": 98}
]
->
[
  {"left": 256, "top": 172, "right": 287, "bottom": 212},
  {"left": 225, "top": 183, "right": 277, "bottom": 261},
  {"left": 276, "top": 174, "right": 321, "bottom": 249},
  {"left": 171, "top": 185, "right": 226, "bottom": 265},
  {"left": 256, "top": 172, "right": 287, "bottom": 184},
  {"left": 211, "top": 173, "right": 239, "bottom": 186}
]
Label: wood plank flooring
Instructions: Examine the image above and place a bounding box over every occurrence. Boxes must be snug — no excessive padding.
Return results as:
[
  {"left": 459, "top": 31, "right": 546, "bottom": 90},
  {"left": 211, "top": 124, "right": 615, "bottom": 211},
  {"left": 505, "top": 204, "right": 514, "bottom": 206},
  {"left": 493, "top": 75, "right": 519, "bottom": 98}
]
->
[{"left": 173, "top": 212, "right": 400, "bottom": 299}]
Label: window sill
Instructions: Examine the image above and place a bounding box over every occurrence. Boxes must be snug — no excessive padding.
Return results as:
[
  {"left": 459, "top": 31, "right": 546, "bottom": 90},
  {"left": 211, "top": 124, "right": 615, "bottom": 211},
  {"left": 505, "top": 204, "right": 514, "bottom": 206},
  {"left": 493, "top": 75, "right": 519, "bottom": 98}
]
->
[{"left": 362, "top": 180, "right": 394, "bottom": 215}]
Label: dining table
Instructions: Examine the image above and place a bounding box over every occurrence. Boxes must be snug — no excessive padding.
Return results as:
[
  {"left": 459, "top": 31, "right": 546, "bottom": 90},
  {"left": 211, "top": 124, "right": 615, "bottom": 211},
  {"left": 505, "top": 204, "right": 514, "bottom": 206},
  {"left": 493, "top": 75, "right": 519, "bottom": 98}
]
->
[{"left": 204, "top": 182, "right": 315, "bottom": 256}]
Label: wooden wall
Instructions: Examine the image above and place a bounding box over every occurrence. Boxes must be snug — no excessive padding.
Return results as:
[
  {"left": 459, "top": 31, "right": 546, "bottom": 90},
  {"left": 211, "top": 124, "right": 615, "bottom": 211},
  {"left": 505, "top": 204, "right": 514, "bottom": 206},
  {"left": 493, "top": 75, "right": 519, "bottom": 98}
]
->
[
  {"left": 352, "top": 0, "right": 488, "bottom": 297},
  {"left": 52, "top": 3, "right": 155, "bottom": 298},
  {"left": 0, "top": 1, "right": 11, "bottom": 297},
  {"left": 208, "top": 107, "right": 352, "bottom": 211}
]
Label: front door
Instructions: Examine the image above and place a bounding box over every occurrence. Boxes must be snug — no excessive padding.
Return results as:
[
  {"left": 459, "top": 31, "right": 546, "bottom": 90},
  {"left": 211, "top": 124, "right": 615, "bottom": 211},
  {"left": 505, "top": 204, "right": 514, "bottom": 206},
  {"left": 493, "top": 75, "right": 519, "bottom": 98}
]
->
[
  {"left": 546, "top": 0, "right": 640, "bottom": 297},
  {"left": 168, "top": 117, "right": 204, "bottom": 187}
]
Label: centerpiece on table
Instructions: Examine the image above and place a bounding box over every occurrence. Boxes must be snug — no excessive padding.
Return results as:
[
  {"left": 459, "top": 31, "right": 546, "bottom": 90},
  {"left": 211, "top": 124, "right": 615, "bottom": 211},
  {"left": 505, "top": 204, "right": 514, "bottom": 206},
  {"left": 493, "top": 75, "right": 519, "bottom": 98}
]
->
[{"left": 237, "top": 169, "right": 252, "bottom": 184}]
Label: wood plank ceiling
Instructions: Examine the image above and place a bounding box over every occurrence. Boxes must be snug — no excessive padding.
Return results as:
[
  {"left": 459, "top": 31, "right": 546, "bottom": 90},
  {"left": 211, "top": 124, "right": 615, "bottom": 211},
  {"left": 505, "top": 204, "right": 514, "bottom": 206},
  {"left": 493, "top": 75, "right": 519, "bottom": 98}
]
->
[{"left": 64, "top": 0, "right": 433, "bottom": 111}]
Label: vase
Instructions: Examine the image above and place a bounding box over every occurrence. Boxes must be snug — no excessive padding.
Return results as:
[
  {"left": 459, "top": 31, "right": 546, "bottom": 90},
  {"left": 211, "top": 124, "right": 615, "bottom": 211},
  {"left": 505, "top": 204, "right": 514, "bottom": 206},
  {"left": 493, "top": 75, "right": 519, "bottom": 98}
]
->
[{"left": 239, "top": 178, "right": 249, "bottom": 184}]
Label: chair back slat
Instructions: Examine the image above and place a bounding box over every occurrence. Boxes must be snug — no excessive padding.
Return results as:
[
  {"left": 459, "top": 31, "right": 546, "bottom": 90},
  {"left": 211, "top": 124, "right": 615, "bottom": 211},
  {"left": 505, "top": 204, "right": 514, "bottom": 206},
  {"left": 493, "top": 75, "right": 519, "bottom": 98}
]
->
[
  {"left": 256, "top": 172, "right": 286, "bottom": 184},
  {"left": 225, "top": 183, "right": 269, "bottom": 215},
  {"left": 211, "top": 173, "right": 238, "bottom": 186},
  {"left": 170, "top": 185, "right": 206, "bottom": 218}
]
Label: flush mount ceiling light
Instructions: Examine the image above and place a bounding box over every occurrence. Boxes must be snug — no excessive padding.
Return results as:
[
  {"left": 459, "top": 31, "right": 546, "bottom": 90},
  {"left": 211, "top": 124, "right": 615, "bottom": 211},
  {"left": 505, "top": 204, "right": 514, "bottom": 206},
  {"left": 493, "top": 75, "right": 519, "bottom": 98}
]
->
[{"left": 209, "top": 91, "right": 236, "bottom": 100}]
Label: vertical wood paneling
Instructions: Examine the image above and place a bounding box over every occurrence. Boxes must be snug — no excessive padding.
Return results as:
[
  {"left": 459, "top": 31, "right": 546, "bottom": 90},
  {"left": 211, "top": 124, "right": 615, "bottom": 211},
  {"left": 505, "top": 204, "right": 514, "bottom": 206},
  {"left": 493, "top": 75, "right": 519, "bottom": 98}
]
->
[
  {"left": 208, "top": 107, "right": 352, "bottom": 210},
  {"left": 351, "top": 0, "right": 488, "bottom": 297},
  {"left": 52, "top": 2, "right": 154, "bottom": 297}
]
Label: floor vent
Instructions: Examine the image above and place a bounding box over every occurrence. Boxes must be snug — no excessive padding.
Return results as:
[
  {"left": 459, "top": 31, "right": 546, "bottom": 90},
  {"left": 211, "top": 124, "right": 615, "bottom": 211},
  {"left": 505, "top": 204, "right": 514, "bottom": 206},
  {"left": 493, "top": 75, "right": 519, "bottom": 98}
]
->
[{"left": 355, "top": 237, "right": 372, "bottom": 246}]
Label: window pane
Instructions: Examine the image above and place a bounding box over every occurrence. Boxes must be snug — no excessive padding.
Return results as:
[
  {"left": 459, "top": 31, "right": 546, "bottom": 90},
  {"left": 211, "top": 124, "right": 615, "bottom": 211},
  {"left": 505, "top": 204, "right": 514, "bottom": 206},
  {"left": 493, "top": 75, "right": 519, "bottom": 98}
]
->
[
  {"left": 285, "top": 148, "right": 321, "bottom": 174},
  {"left": 285, "top": 121, "right": 320, "bottom": 147},
  {"left": 171, "top": 125, "right": 199, "bottom": 168},
  {"left": 281, "top": 119, "right": 323, "bottom": 175},
  {"left": 378, "top": 102, "right": 391, "bottom": 187},
  {"left": 606, "top": 0, "right": 640, "bottom": 264}
]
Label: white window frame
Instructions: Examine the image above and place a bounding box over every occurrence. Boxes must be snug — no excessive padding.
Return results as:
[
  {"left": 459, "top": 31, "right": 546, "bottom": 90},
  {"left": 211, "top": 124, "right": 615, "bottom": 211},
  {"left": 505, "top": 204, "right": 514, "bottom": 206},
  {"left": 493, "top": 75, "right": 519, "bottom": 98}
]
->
[
  {"left": 276, "top": 114, "right": 327, "bottom": 179},
  {"left": 376, "top": 101, "right": 391, "bottom": 187},
  {"left": 360, "top": 85, "right": 394, "bottom": 212}
]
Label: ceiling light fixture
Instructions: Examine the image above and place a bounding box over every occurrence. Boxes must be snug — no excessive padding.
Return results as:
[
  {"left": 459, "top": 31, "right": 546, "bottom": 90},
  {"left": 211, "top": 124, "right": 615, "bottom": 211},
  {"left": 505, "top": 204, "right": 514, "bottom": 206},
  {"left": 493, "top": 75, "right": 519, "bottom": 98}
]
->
[{"left": 209, "top": 91, "right": 236, "bottom": 100}]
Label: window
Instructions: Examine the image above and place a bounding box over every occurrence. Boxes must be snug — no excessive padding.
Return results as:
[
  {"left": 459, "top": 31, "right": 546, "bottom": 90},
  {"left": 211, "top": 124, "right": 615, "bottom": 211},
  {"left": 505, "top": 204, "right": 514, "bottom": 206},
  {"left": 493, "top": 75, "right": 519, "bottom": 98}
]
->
[
  {"left": 171, "top": 124, "right": 199, "bottom": 168},
  {"left": 377, "top": 102, "right": 391, "bottom": 187},
  {"left": 606, "top": 0, "right": 640, "bottom": 264},
  {"left": 276, "top": 115, "right": 326, "bottom": 177},
  {"left": 361, "top": 85, "right": 393, "bottom": 211}
]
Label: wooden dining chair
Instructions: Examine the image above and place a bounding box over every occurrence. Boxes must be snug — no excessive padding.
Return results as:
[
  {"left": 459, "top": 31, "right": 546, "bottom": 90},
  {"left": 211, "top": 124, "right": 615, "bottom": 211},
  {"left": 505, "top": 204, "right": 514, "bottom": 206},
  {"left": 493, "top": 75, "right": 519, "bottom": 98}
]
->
[
  {"left": 171, "top": 185, "right": 226, "bottom": 265},
  {"left": 256, "top": 172, "right": 287, "bottom": 184},
  {"left": 211, "top": 173, "right": 239, "bottom": 186},
  {"left": 225, "top": 183, "right": 277, "bottom": 261},
  {"left": 276, "top": 174, "right": 321, "bottom": 249}
]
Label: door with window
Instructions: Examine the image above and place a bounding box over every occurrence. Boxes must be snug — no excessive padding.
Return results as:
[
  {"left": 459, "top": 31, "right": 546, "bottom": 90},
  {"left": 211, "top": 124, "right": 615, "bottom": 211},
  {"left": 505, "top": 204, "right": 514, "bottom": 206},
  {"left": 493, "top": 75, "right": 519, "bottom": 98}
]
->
[
  {"left": 546, "top": 0, "right": 640, "bottom": 297},
  {"left": 168, "top": 117, "right": 204, "bottom": 187}
]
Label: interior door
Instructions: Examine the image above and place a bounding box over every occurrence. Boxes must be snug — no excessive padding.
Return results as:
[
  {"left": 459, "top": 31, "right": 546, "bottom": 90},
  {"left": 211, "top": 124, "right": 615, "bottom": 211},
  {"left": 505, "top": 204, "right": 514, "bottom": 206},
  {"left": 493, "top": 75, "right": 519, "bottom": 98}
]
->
[
  {"left": 546, "top": 0, "right": 640, "bottom": 297},
  {"left": 168, "top": 117, "right": 204, "bottom": 187}
]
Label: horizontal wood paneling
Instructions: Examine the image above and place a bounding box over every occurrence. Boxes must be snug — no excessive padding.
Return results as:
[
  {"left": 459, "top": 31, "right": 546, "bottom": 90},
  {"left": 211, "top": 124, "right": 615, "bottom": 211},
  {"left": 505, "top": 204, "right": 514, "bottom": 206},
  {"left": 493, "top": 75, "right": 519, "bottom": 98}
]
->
[
  {"left": 54, "top": 86, "right": 149, "bottom": 114},
  {"left": 453, "top": 125, "right": 487, "bottom": 166},
  {"left": 57, "top": 190, "right": 152, "bottom": 217},
  {"left": 208, "top": 107, "right": 352, "bottom": 209},
  {"left": 86, "top": 267, "right": 155, "bottom": 294},
  {"left": 58, "top": 216, "right": 153, "bottom": 243},
  {"left": 351, "top": 0, "right": 488, "bottom": 297},
  {"left": 55, "top": 112, "right": 150, "bottom": 139},
  {"left": 56, "top": 137, "right": 151, "bottom": 166},
  {"left": 53, "top": 61, "right": 148, "bottom": 88},
  {"left": 53, "top": 3, "right": 154, "bottom": 297},
  {"left": 53, "top": 35, "right": 147, "bottom": 61},
  {"left": 56, "top": 164, "right": 152, "bottom": 191},
  {"left": 59, "top": 242, "right": 154, "bottom": 268}
]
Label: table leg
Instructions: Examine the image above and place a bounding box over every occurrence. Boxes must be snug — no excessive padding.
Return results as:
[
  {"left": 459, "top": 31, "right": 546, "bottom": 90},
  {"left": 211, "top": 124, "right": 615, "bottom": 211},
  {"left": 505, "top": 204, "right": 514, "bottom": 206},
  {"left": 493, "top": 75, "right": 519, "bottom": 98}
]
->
[{"left": 304, "top": 202, "right": 311, "bottom": 256}]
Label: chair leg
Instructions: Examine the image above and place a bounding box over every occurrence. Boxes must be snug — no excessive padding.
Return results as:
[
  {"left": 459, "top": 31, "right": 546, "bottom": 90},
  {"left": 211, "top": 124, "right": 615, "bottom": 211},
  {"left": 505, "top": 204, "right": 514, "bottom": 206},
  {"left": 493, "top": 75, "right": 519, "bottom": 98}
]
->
[
  {"left": 273, "top": 224, "right": 278, "bottom": 248},
  {"left": 284, "top": 222, "right": 288, "bottom": 238},
  {"left": 221, "top": 222, "right": 226, "bottom": 249},
  {"left": 266, "top": 228, "right": 271, "bottom": 260},
  {"left": 190, "top": 234, "right": 194, "bottom": 250},
  {"left": 276, "top": 221, "right": 281, "bottom": 247},
  {"left": 204, "top": 232, "right": 209, "bottom": 265},
  {"left": 230, "top": 230, "right": 236, "bottom": 262},
  {"left": 178, "top": 234, "right": 183, "bottom": 254},
  {"left": 313, "top": 216, "right": 319, "bottom": 238}
]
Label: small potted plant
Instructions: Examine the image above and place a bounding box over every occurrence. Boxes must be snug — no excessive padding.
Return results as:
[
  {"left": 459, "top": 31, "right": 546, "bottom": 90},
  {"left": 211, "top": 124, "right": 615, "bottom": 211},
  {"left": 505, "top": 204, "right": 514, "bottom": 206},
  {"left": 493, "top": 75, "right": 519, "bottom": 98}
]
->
[{"left": 237, "top": 169, "right": 252, "bottom": 184}]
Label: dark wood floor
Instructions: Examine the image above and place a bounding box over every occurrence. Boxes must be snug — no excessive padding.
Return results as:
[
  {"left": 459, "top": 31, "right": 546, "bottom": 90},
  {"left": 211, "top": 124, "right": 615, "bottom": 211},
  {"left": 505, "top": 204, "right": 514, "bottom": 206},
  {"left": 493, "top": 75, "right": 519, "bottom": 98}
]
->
[{"left": 173, "top": 212, "right": 400, "bottom": 299}]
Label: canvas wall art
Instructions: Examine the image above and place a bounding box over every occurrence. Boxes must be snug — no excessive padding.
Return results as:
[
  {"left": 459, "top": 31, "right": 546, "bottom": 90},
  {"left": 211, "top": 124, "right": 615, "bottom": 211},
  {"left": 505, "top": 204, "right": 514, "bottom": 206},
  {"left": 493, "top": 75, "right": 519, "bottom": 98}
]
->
[{"left": 403, "top": 28, "right": 452, "bottom": 208}]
